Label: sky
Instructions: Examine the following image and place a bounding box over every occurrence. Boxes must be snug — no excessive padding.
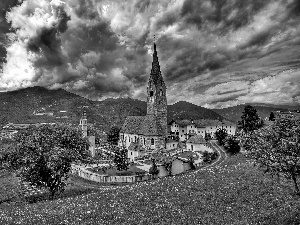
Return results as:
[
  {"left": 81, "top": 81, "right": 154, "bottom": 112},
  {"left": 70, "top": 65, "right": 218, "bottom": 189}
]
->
[{"left": 0, "top": 0, "right": 300, "bottom": 109}]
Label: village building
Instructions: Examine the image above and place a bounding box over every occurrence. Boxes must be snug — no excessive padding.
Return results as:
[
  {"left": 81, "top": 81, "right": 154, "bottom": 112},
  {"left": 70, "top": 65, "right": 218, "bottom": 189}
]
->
[
  {"left": 169, "top": 119, "right": 236, "bottom": 142},
  {"left": 79, "top": 111, "right": 96, "bottom": 157},
  {"left": 165, "top": 137, "right": 179, "bottom": 150},
  {"left": 119, "top": 41, "right": 167, "bottom": 160},
  {"left": 186, "top": 135, "right": 214, "bottom": 153}
]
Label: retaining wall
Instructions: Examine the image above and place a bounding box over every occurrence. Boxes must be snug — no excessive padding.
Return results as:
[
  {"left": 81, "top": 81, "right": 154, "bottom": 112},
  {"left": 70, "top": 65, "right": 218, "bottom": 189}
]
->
[{"left": 71, "top": 165, "right": 154, "bottom": 183}]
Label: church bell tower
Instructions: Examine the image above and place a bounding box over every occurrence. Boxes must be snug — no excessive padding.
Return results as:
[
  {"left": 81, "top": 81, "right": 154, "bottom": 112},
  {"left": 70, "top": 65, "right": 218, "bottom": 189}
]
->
[{"left": 146, "top": 40, "right": 167, "bottom": 135}]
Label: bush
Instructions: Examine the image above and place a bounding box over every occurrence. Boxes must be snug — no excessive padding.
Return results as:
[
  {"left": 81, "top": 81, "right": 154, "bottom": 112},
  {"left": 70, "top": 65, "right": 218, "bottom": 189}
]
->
[
  {"left": 149, "top": 159, "right": 159, "bottom": 176},
  {"left": 224, "top": 135, "right": 240, "bottom": 155},
  {"left": 202, "top": 151, "right": 218, "bottom": 163}
]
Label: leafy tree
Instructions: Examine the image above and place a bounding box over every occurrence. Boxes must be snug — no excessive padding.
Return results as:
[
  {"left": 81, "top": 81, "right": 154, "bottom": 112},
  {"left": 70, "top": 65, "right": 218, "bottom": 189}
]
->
[
  {"left": 245, "top": 118, "right": 300, "bottom": 195},
  {"left": 205, "top": 132, "right": 211, "bottom": 142},
  {"left": 224, "top": 135, "right": 240, "bottom": 155},
  {"left": 202, "top": 151, "right": 218, "bottom": 163},
  {"left": 113, "top": 146, "right": 129, "bottom": 171},
  {"left": 238, "top": 105, "right": 262, "bottom": 134},
  {"left": 149, "top": 158, "right": 159, "bottom": 177},
  {"left": 0, "top": 124, "right": 90, "bottom": 199},
  {"left": 215, "top": 128, "right": 228, "bottom": 146},
  {"left": 269, "top": 112, "right": 275, "bottom": 121},
  {"left": 188, "top": 155, "right": 196, "bottom": 170},
  {"left": 107, "top": 126, "right": 120, "bottom": 145},
  {"left": 87, "top": 124, "right": 107, "bottom": 146}
]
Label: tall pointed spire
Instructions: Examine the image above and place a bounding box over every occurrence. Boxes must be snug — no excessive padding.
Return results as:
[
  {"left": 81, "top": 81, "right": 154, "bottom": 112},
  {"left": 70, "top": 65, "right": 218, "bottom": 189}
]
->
[{"left": 150, "top": 35, "right": 161, "bottom": 84}]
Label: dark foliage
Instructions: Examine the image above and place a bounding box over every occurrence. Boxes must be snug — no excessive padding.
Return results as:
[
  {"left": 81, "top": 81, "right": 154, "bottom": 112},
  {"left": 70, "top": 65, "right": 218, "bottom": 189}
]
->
[
  {"left": 238, "top": 105, "right": 263, "bottom": 134},
  {"left": 149, "top": 158, "right": 159, "bottom": 176},
  {"left": 202, "top": 151, "right": 218, "bottom": 163},
  {"left": 0, "top": 124, "right": 90, "bottom": 199},
  {"left": 215, "top": 127, "right": 228, "bottom": 146},
  {"left": 113, "top": 146, "right": 129, "bottom": 171},
  {"left": 269, "top": 112, "right": 275, "bottom": 121},
  {"left": 224, "top": 135, "right": 240, "bottom": 155},
  {"left": 245, "top": 118, "right": 300, "bottom": 195},
  {"left": 107, "top": 126, "right": 120, "bottom": 145}
]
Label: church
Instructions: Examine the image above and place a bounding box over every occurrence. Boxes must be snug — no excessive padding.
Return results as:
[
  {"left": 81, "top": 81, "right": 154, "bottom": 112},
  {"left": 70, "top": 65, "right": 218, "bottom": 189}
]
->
[{"left": 118, "top": 41, "right": 167, "bottom": 160}]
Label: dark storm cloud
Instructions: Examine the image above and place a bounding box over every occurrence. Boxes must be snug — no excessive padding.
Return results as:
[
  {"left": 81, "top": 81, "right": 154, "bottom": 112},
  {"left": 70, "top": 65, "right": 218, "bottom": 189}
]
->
[
  {"left": 69, "top": 0, "right": 98, "bottom": 20},
  {"left": 63, "top": 21, "right": 118, "bottom": 63},
  {"left": 134, "top": 0, "right": 151, "bottom": 13},
  {"left": 26, "top": 6, "right": 70, "bottom": 69},
  {"left": 180, "top": 0, "right": 270, "bottom": 32}
]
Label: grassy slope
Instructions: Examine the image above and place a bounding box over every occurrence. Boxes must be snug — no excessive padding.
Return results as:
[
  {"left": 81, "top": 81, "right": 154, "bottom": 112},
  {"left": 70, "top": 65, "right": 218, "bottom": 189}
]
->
[{"left": 0, "top": 154, "right": 300, "bottom": 224}]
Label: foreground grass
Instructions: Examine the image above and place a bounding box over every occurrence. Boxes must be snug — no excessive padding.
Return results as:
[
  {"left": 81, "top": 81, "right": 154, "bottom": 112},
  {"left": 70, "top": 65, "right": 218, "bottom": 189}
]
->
[{"left": 0, "top": 154, "right": 300, "bottom": 225}]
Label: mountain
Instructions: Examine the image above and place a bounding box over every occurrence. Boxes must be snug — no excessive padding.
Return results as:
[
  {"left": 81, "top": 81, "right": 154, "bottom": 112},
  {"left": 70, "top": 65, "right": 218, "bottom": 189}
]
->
[
  {"left": 0, "top": 87, "right": 226, "bottom": 131},
  {"left": 212, "top": 103, "right": 298, "bottom": 123},
  {"left": 167, "top": 101, "right": 225, "bottom": 122}
]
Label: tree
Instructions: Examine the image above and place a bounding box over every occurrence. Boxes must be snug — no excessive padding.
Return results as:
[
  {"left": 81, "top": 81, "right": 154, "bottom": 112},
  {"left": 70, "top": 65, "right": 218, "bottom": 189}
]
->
[
  {"left": 189, "top": 155, "right": 196, "bottom": 170},
  {"left": 0, "top": 124, "right": 90, "bottom": 199},
  {"left": 269, "top": 112, "right": 275, "bottom": 121},
  {"left": 202, "top": 151, "right": 218, "bottom": 163},
  {"left": 224, "top": 135, "right": 240, "bottom": 155},
  {"left": 245, "top": 118, "right": 300, "bottom": 195},
  {"left": 215, "top": 128, "right": 228, "bottom": 146},
  {"left": 87, "top": 125, "right": 107, "bottom": 146},
  {"left": 107, "top": 126, "right": 120, "bottom": 145},
  {"left": 238, "top": 105, "right": 262, "bottom": 134},
  {"left": 205, "top": 132, "right": 211, "bottom": 142},
  {"left": 149, "top": 158, "right": 159, "bottom": 177},
  {"left": 113, "top": 146, "right": 129, "bottom": 171}
]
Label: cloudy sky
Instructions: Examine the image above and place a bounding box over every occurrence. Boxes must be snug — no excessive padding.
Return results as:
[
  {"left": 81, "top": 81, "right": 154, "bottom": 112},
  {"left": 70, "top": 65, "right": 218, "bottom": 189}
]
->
[{"left": 0, "top": 0, "right": 300, "bottom": 108}]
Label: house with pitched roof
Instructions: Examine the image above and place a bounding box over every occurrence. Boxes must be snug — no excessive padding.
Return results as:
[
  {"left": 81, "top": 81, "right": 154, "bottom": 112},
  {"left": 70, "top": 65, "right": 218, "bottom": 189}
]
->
[
  {"left": 119, "top": 41, "right": 168, "bottom": 160},
  {"left": 186, "top": 135, "right": 213, "bottom": 153}
]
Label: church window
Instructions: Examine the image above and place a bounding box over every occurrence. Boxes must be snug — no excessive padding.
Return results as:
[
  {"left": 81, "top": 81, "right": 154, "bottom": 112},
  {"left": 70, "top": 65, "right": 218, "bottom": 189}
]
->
[
  {"left": 135, "top": 136, "right": 137, "bottom": 142},
  {"left": 131, "top": 152, "right": 132, "bottom": 155},
  {"left": 151, "top": 138, "right": 154, "bottom": 145},
  {"left": 144, "top": 138, "right": 145, "bottom": 145},
  {"left": 150, "top": 91, "right": 153, "bottom": 97},
  {"left": 191, "top": 145, "right": 193, "bottom": 151}
]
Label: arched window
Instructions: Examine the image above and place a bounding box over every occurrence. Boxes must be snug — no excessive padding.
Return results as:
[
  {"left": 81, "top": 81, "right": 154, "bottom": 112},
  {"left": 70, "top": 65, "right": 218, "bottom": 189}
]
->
[
  {"left": 150, "top": 91, "right": 153, "bottom": 97},
  {"left": 151, "top": 138, "right": 154, "bottom": 145},
  {"left": 144, "top": 138, "right": 146, "bottom": 145}
]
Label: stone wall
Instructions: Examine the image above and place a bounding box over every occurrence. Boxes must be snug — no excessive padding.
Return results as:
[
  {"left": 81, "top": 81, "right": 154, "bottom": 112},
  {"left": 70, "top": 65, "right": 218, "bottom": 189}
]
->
[{"left": 71, "top": 165, "right": 154, "bottom": 183}]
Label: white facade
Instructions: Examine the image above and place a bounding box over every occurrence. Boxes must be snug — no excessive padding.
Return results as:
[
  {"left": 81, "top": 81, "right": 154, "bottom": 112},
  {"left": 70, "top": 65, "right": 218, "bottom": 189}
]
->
[
  {"left": 186, "top": 143, "right": 213, "bottom": 153},
  {"left": 166, "top": 141, "right": 179, "bottom": 150},
  {"left": 170, "top": 121, "right": 236, "bottom": 141}
]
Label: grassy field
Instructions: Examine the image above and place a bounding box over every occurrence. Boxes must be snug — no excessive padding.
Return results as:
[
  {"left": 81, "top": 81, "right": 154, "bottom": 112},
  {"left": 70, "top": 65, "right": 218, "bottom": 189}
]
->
[{"left": 0, "top": 154, "right": 300, "bottom": 224}]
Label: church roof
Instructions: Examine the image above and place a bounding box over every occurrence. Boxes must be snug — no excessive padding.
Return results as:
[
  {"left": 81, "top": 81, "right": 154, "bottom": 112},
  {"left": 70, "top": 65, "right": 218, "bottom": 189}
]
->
[
  {"left": 120, "top": 116, "right": 144, "bottom": 134},
  {"left": 186, "top": 135, "right": 206, "bottom": 144},
  {"left": 120, "top": 115, "right": 164, "bottom": 136}
]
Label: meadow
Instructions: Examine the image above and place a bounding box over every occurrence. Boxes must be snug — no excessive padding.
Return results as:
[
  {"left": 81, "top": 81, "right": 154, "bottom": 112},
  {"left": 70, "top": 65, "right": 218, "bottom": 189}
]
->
[{"left": 0, "top": 154, "right": 299, "bottom": 224}]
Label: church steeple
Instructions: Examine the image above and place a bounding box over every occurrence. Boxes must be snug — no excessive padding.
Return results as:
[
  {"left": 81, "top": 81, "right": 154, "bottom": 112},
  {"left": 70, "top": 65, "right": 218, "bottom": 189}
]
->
[
  {"left": 150, "top": 38, "right": 162, "bottom": 84},
  {"left": 146, "top": 39, "right": 167, "bottom": 135}
]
